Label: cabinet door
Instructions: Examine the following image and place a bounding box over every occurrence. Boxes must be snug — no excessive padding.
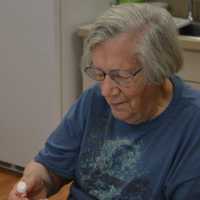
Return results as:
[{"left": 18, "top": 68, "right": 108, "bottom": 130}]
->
[
  {"left": 186, "top": 82, "right": 200, "bottom": 90},
  {"left": 0, "top": 0, "right": 61, "bottom": 167},
  {"left": 178, "top": 50, "right": 200, "bottom": 82}
]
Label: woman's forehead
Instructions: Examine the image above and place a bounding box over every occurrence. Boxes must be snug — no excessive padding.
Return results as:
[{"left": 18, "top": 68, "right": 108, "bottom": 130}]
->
[{"left": 92, "top": 37, "right": 139, "bottom": 71}]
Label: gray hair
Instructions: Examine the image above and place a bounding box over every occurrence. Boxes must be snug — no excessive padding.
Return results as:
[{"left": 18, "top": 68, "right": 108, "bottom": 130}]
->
[{"left": 82, "top": 3, "right": 183, "bottom": 84}]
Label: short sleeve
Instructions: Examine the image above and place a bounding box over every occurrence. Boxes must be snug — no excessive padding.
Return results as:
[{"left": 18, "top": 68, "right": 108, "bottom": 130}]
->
[{"left": 34, "top": 89, "right": 91, "bottom": 180}]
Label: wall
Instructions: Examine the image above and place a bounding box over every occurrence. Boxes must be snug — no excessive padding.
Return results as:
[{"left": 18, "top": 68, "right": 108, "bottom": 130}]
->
[{"left": 0, "top": 0, "right": 61, "bottom": 167}]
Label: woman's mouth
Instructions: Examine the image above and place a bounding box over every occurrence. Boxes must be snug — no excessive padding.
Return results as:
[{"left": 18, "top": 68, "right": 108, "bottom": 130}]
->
[{"left": 110, "top": 101, "right": 126, "bottom": 110}]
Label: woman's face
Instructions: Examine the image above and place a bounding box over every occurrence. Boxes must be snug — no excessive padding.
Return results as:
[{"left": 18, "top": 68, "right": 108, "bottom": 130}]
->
[{"left": 91, "top": 33, "right": 160, "bottom": 124}]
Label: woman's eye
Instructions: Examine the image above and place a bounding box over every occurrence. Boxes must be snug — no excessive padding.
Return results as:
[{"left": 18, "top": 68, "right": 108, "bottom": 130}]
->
[
  {"left": 118, "top": 71, "right": 131, "bottom": 78},
  {"left": 95, "top": 72, "right": 104, "bottom": 79}
]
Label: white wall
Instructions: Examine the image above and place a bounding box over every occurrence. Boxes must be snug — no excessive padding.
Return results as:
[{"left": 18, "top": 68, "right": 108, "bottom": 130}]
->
[
  {"left": 60, "top": 0, "right": 111, "bottom": 113},
  {"left": 0, "top": 0, "right": 61, "bottom": 167}
]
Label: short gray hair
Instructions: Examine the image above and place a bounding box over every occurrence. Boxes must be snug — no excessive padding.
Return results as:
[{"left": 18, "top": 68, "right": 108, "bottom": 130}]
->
[{"left": 82, "top": 3, "right": 183, "bottom": 84}]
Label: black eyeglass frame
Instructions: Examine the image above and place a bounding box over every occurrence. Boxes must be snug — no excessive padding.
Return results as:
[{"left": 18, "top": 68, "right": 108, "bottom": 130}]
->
[{"left": 84, "top": 65, "right": 143, "bottom": 86}]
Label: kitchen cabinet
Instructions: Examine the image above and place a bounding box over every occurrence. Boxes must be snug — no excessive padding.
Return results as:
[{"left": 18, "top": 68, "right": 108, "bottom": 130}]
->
[{"left": 178, "top": 36, "right": 200, "bottom": 89}]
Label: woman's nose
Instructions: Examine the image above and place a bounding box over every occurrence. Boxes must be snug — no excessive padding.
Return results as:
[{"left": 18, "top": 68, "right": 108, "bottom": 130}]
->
[{"left": 100, "top": 75, "right": 119, "bottom": 97}]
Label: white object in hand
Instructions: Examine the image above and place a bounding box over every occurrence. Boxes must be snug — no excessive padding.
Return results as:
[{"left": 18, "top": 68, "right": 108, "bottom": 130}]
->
[{"left": 16, "top": 181, "right": 27, "bottom": 193}]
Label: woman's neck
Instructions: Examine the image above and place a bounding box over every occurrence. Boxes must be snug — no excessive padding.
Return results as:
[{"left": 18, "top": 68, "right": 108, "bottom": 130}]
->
[{"left": 150, "top": 79, "right": 173, "bottom": 119}]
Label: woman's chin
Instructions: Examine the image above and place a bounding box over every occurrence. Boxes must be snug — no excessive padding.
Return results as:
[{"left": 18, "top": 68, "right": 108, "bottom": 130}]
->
[
  {"left": 112, "top": 109, "right": 130, "bottom": 122},
  {"left": 111, "top": 108, "right": 141, "bottom": 124}
]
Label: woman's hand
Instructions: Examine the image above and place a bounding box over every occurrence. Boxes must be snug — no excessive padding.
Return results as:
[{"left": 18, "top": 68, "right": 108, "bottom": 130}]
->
[
  {"left": 8, "top": 175, "right": 48, "bottom": 200},
  {"left": 8, "top": 160, "right": 63, "bottom": 200}
]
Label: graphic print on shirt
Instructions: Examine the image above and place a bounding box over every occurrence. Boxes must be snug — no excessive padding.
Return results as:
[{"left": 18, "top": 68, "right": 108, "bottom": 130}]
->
[{"left": 79, "top": 138, "right": 151, "bottom": 200}]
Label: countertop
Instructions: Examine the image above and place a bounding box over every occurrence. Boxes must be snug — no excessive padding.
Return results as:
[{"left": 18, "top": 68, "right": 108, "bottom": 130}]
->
[
  {"left": 178, "top": 36, "right": 200, "bottom": 51},
  {"left": 77, "top": 24, "right": 200, "bottom": 51}
]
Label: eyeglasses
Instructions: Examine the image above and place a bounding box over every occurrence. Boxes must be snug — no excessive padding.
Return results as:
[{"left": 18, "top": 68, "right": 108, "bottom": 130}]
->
[{"left": 84, "top": 65, "right": 143, "bottom": 86}]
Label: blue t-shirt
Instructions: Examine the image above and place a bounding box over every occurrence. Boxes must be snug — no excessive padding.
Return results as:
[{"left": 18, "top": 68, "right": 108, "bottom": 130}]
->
[{"left": 35, "top": 76, "right": 200, "bottom": 200}]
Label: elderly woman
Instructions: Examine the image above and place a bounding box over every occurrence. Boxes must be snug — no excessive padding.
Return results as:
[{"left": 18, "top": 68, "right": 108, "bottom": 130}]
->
[{"left": 9, "top": 3, "right": 200, "bottom": 200}]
